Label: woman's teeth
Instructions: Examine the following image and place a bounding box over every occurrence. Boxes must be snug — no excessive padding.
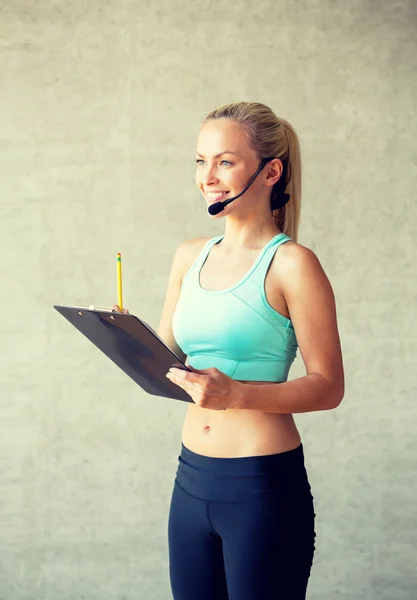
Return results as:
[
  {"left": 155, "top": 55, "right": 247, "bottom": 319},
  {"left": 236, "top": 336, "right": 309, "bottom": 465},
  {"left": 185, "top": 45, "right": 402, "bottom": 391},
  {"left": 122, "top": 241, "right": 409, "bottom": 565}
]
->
[{"left": 206, "top": 192, "right": 229, "bottom": 200}]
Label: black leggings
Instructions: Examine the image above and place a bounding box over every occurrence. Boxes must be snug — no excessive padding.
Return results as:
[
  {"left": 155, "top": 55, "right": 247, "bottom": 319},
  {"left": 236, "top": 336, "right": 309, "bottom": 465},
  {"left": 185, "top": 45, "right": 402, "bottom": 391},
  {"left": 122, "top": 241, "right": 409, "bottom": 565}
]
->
[{"left": 168, "top": 443, "right": 316, "bottom": 600}]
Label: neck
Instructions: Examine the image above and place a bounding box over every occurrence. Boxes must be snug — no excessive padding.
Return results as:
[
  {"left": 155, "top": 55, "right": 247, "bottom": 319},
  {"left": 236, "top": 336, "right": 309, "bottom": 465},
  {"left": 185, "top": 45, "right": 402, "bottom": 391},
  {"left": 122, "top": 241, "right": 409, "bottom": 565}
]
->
[{"left": 220, "top": 217, "right": 282, "bottom": 251}]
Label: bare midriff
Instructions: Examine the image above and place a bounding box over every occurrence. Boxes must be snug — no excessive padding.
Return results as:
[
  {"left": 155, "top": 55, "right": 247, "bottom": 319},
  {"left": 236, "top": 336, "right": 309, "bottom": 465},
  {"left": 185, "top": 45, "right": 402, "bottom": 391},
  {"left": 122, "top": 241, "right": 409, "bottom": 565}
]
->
[{"left": 181, "top": 366, "right": 302, "bottom": 458}]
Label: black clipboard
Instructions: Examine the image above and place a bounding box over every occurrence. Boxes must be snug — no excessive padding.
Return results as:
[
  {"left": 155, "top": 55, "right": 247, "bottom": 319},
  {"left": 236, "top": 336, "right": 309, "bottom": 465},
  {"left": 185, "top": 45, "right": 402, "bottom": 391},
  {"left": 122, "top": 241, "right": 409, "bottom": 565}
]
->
[{"left": 53, "top": 305, "right": 194, "bottom": 403}]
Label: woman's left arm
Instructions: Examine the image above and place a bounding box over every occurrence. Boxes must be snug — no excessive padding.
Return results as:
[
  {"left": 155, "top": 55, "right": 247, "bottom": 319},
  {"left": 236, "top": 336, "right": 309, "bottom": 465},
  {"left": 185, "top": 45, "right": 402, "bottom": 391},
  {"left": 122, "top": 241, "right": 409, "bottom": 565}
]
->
[{"left": 236, "top": 243, "right": 345, "bottom": 414}]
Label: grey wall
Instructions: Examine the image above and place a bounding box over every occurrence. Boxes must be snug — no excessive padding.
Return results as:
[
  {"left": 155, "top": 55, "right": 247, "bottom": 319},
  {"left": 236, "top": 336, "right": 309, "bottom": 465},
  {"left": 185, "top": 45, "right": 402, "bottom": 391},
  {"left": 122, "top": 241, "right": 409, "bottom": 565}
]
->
[{"left": 1, "top": 1, "right": 416, "bottom": 599}]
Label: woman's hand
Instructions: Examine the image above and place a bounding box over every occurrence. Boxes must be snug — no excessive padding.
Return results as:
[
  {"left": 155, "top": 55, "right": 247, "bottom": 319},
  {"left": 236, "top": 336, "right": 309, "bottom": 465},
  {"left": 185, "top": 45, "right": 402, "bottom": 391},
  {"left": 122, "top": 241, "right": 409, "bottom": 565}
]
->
[
  {"left": 111, "top": 304, "right": 129, "bottom": 314},
  {"left": 166, "top": 366, "right": 244, "bottom": 411}
]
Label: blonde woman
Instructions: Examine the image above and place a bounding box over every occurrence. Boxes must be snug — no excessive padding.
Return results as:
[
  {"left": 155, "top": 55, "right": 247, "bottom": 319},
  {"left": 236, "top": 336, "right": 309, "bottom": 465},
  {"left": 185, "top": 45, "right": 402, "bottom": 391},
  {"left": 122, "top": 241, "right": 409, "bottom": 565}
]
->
[{"left": 114, "top": 102, "right": 344, "bottom": 599}]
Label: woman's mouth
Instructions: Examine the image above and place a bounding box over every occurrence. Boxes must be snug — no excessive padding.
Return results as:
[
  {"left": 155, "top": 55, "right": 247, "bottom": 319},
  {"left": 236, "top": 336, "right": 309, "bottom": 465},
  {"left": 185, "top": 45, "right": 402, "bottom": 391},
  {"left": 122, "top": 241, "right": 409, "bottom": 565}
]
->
[{"left": 206, "top": 191, "right": 229, "bottom": 202}]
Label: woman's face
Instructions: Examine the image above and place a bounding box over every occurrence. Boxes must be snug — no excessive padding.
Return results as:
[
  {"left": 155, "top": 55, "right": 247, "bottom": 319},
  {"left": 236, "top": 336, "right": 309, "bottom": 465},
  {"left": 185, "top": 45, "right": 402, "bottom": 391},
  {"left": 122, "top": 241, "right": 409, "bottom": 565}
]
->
[{"left": 195, "top": 119, "right": 263, "bottom": 212}]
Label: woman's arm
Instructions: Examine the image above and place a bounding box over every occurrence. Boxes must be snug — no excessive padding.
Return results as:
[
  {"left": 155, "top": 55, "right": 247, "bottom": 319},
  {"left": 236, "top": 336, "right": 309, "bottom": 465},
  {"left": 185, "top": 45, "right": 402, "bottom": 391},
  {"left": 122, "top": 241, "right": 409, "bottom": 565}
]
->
[
  {"left": 157, "top": 242, "right": 189, "bottom": 363},
  {"left": 236, "top": 243, "right": 345, "bottom": 414},
  {"left": 157, "top": 237, "right": 211, "bottom": 363}
]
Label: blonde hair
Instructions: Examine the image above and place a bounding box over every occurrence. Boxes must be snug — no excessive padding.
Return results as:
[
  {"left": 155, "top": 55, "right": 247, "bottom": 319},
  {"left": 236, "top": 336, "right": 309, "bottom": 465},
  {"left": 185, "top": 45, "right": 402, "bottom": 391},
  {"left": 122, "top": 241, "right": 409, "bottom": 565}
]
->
[{"left": 203, "top": 102, "right": 302, "bottom": 242}]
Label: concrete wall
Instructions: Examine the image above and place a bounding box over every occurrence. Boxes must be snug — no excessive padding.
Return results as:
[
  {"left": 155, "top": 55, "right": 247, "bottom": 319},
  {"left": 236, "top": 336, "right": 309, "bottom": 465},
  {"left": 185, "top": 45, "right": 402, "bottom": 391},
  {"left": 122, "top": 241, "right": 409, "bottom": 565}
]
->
[{"left": 1, "top": 1, "right": 416, "bottom": 598}]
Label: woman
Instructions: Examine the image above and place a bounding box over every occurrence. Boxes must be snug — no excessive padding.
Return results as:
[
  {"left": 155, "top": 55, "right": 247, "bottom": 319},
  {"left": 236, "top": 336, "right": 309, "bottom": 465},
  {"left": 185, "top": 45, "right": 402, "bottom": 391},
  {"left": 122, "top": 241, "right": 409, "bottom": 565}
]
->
[{"left": 114, "top": 102, "right": 344, "bottom": 599}]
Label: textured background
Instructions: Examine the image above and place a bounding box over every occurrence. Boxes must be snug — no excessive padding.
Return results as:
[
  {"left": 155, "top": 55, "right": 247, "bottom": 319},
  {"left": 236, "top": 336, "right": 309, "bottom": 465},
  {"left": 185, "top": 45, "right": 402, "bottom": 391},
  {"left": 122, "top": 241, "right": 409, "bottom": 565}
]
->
[{"left": 1, "top": 1, "right": 416, "bottom": 598}]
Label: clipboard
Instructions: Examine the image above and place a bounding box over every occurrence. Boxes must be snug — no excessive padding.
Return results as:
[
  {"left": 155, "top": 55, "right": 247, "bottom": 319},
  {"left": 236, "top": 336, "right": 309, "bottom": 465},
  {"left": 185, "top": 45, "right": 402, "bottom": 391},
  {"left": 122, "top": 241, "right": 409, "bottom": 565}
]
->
[{"left": 53, "top": 305, "right": 194, "bottom": 403}]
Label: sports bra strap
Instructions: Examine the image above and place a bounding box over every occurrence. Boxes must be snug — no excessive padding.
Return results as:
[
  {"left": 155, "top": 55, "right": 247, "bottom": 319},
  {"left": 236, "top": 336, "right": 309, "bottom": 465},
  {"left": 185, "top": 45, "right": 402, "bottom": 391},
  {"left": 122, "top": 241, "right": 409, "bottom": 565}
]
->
[
  {"left": 247, "top": 234, "right": 292, "bottom": 287},
  {"left": 182, "top": 235, "right": 224, "bottom": 285}
]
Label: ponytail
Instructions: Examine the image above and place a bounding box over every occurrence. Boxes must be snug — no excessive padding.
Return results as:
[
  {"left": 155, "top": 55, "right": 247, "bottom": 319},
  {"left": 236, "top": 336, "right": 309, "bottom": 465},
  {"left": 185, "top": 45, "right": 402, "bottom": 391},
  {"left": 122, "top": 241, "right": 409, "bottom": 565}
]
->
[{"left": 271, "top": 118, "right": 302, "bottom": 242}]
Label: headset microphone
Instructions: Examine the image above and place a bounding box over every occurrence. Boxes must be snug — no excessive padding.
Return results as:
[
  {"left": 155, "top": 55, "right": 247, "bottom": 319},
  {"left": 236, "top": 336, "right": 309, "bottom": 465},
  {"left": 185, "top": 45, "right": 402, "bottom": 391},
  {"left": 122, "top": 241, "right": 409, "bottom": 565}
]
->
[{"left": 207, "top": 157, "right": 275, "bottom": 216}]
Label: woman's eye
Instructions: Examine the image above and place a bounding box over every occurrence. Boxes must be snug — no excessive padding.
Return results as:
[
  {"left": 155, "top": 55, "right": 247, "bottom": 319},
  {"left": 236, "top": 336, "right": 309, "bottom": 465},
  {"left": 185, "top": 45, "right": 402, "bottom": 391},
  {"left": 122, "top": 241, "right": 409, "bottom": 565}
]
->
[{"left": 195, "top": 159, "right": 233, "bottom": 166}]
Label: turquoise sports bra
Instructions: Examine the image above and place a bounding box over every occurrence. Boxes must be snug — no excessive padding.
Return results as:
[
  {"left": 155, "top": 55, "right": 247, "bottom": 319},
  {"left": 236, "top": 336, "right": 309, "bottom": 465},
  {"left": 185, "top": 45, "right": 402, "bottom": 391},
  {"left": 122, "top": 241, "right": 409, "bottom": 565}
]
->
[{"left": 172, "top": 233, "right": 298, "bottom": 382}]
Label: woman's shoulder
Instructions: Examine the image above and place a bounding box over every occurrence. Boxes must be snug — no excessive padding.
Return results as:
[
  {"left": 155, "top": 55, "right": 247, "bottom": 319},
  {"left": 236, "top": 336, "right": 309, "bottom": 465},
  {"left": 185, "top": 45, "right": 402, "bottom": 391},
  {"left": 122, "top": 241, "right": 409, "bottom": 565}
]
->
[
  {"left": 277, "top": 237, "right": 314, "bottom": 264},
  {"left": 273, "top": 237, "right": 329, "bottom": 293},
  {"left": 176, "top": 236, "right": 213, "bottom": 279}
]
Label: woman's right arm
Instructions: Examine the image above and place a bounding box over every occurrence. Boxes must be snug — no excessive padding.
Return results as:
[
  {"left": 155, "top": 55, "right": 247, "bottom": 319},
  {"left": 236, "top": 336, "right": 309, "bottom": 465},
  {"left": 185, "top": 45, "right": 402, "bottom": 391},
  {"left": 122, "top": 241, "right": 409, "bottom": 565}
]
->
[
  {"left": 157, "top": 237, "right": 211, "bottom": 360},
  {"left": 155, "top": 241, "right": 190, "bottom": 362},
  {"left": 112, "top": 238, "right": 209, "bottom": 361}
]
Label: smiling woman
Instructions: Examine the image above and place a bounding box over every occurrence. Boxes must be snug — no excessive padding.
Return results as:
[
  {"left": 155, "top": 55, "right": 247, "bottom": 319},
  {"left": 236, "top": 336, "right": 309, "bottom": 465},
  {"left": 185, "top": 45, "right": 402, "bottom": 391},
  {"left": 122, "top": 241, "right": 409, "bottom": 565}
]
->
[
  {"left": 194, "top": 105, "right": 301, "bottom": 235},
  {"left": 152, "top": 101, "right": 344, "bottom": 600}
]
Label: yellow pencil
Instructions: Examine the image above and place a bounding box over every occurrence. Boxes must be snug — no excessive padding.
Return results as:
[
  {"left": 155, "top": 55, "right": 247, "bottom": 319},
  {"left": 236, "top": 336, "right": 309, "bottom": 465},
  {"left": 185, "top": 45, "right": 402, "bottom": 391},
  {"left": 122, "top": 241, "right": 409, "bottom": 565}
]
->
[{"left": 117, "top": 253, "right": 123, "bottom": 311}]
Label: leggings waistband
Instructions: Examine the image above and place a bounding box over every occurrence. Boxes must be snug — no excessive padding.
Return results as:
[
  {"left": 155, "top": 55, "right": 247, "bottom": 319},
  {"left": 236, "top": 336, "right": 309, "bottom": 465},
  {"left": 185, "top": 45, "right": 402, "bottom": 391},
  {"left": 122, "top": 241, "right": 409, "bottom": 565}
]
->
[{"left": 175, "top": 443, "right": 310, "bottom": 502}]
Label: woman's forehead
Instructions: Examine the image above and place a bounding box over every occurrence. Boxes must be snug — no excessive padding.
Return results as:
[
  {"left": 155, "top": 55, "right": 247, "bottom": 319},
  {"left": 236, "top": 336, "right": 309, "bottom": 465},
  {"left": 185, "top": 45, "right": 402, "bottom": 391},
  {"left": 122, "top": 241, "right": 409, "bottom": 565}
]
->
[{"left": 197, "top": 120, "right": 251, "bottom": 155}]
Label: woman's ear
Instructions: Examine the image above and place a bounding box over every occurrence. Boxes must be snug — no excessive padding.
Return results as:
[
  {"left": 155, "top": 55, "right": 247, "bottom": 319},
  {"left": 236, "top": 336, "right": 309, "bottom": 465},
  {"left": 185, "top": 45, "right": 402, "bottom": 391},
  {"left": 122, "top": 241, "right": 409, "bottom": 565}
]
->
[{"left": 264, "top": 158, "right": 283, "bottom": 187}]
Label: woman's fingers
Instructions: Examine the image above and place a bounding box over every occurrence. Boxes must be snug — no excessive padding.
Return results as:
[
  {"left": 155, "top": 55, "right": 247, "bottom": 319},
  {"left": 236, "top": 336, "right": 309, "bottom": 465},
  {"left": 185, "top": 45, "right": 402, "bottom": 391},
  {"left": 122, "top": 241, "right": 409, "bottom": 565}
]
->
[{"left": 111, "top": 304, "right": 129, "bottom": 314}]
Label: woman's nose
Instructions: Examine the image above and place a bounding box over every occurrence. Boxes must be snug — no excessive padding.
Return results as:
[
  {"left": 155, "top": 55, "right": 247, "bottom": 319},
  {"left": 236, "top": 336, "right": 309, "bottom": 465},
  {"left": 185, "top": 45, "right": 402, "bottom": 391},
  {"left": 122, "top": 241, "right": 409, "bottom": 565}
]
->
[{"left": 201, "top": 165, "right": 219, "bottom": 185}]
